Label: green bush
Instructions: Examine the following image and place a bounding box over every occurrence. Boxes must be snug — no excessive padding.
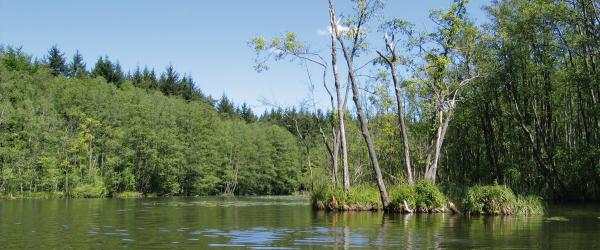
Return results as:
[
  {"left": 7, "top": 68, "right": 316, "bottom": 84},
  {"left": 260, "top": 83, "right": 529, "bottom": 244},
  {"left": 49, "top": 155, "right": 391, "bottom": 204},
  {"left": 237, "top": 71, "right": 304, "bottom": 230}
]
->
[
  {"left": 463, "top": 184, "right": 524, "bottom": 215},
  {"left": 70, "top": 183, "right": 107, "bottom": 198},
  {"left": 414, "top": 181, "right": 446, "bottom": 209},
  {"left": 310, "top": 184, "right": 346, "bottom": 208},
  {"left": 389, "top": 185, "right": 417, "bottom": 209},
  {"left": 312, "top": 181, "right": 449, "bottom": 212},
  {"left": 346, "top": 184, "right": 381, "bottom": 207},
  {"left": 310, "top": 184, "right": 383, "bottom": 210},
  {"left": 389, "top": 180, "right": 446, "bottom": 212}
]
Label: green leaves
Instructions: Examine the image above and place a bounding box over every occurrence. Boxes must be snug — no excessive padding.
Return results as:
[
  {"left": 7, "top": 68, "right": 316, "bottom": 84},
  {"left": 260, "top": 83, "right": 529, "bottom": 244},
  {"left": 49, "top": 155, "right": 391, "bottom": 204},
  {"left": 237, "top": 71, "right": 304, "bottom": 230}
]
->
[
  {"left": 0, "top": 52, "right": 304, "bottom": 197},
  {"left": 248, "top": 32, "right": 311, "bottom": 73}
]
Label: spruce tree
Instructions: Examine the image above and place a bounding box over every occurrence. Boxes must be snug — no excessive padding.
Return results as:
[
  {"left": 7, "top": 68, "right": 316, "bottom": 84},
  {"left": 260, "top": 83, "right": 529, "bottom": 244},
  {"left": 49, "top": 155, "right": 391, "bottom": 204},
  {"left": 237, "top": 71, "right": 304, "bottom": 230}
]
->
[
  {"left": 159, "top": 64, "right": 179, "bottom": 96},
  {"left": 46, "top": 45, "right": 67, "bottom": 76},
  {"left": 217, "top": 95, "right": 236, "bottom": 116},
  {"left": 68, "top": 50, "right": 87, "bottom": 78}
]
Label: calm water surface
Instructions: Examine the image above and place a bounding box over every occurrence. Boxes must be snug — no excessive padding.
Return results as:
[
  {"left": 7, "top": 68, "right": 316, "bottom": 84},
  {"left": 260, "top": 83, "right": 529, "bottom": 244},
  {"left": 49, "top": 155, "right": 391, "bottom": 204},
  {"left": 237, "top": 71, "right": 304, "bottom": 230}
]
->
[{"left": 0, "top": 196, "right": 599, "bottom": 249}]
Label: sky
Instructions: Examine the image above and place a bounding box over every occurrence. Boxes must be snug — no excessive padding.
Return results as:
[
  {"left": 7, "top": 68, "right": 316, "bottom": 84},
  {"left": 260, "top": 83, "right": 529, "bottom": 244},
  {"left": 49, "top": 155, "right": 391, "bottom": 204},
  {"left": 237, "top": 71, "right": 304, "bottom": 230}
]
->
[{"left": 0, "top": 0, "right": 489, "bottom": 113}]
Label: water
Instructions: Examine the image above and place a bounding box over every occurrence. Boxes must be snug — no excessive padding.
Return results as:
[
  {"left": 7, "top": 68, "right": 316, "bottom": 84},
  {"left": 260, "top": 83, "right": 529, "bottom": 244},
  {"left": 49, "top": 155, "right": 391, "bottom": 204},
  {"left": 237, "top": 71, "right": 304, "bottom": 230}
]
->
[{"left": 0, "top": 196, "right": 599, "bottom": 249}]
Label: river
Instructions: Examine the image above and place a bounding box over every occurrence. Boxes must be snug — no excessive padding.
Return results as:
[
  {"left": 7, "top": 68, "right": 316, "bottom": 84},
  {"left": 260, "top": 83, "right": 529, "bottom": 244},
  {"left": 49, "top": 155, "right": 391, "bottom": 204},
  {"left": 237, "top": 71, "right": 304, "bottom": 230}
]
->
[{"left": 0, "top": 196, "right": 598, "bottom": 249}]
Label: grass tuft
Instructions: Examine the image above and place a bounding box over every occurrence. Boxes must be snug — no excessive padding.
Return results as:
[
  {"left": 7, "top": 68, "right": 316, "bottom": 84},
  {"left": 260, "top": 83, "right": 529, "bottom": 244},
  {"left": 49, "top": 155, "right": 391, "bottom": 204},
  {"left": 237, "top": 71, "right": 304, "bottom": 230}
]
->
[
  {"left": 113, "top": 191, "right": 144, "bottom": 198},
  {"left": 463, "top": 184, "right": 543, "bottom": 215},
  {"left": 389, "top": 180, "right": 446, "bottom": 212}
]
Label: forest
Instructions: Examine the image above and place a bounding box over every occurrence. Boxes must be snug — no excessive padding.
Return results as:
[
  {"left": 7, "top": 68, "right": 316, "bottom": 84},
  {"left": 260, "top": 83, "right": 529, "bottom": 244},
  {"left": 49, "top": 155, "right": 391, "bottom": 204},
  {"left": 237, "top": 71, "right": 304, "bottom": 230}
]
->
[
  {"left": 0, "top": 0, "right": 599, "bottom": 203},
  {"left": 0, "top": 46, "right": 304, "bottom": 197}
]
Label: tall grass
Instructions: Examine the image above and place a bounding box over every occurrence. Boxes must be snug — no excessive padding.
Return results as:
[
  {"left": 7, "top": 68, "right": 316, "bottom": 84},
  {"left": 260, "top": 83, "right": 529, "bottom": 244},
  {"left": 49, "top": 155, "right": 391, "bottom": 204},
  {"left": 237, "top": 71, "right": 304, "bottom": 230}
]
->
[
  {"left": 463, "top": 184, "right": 543, "bottom": 215},
  {"left": 312, "top": 180, "right": 447, "bottom": 212}
]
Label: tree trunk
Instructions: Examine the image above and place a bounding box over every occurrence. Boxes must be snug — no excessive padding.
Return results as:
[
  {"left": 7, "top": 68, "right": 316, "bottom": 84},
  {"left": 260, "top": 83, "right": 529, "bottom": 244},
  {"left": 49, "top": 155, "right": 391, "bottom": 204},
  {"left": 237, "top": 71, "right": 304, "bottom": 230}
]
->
[
  {"left": 334, "top": 27, "right": 389, "bottom": 207},
  {"left": 332, "top": 130, "right": 340, "bottom": 186},
  {"left": 376, "top": 49, "right": 414, "bottom": 185},
  {"left": 328, "top": 0, "right": 350, "bottom": 193}
]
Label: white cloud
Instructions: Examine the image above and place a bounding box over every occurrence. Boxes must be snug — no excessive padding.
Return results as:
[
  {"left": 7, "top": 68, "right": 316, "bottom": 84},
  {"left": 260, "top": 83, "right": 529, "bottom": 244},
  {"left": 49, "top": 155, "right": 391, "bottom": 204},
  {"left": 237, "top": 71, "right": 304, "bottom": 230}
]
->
[
  {"left": 317, "top": 19, "right": 350, "bottom": 36},
  {"left": 317, "top": 29, "right": 329, "bottom": 36}
]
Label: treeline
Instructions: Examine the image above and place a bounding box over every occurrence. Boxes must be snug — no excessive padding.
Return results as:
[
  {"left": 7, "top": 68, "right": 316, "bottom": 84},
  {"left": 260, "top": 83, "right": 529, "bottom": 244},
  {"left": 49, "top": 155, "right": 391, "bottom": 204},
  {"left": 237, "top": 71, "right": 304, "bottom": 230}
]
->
[
  {"left": 252, "top": 0, "right": 599, "bottom": 201},
  {"left": 0, "top": 46, "right": 301, "bottom": 196}
]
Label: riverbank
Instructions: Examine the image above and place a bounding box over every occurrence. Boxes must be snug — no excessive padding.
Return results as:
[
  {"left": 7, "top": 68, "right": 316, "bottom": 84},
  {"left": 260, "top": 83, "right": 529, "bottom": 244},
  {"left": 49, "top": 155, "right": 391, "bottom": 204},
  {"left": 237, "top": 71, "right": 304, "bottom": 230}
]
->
[
  {"left": 0, "top": 191, "right": 147, "bottom": 199},
  {"left": 311, "top": 182, "right": 544, "bottom": 215}
]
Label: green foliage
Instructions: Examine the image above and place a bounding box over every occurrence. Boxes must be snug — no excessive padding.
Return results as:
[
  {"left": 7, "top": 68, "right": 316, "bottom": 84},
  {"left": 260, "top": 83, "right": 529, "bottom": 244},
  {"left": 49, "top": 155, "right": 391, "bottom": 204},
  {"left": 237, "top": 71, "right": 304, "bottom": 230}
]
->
[
  {"left": 91, "top": 56, "right": 124, "bottom": 86},
  {"left": 45, "top": 45, "right": 68, "bottom": 77},
  {"left": 463, "top": 185, "right": 542, "bottom": 215},
  {"left": 68, "top": 50, "right": 87, "bottom": 78},
  {"left": 113, "top": 191, "right": 143, "bottom": 198},
  {"left": 513, "top": 195, "right": 544, "bottom": 215},
  {"left": 346, "top": 184, "right": 381, "bottom": 207},
  {"left": 70, "top": 182, "right": 107, "bottom": 198},
  {"left": 464, "top": 185, "right": 515, "bottom": 214},
  {"left": 414, "top": 181, "right": 447, "bottom": 209},
  {"left": 312, "top": 181, "right": 447, "bottom": 212},
  {"left": 310, "top": 184, "right": 381, "bottom": 210},
  {"left": 310, "top": 184, "right": 345, "bottom": 207},
  {"left": 389, "top": 185, "right": 417, "bottom": 208},
  {"left": 0, "top": 49, "right": 304, "bottom": 197},
  {"left": 389, "top": 181, "right": 446, "bottom": 211}
]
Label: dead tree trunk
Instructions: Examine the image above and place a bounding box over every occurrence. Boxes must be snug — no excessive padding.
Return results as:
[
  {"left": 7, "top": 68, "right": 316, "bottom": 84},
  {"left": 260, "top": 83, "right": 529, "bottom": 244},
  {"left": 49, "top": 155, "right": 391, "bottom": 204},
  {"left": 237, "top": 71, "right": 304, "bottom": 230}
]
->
[
  {"left": 328, "top": 1, "right": 351, "bottom": 193},
  {"left": 376, "top": 35, "right": 414, "bottom": 185},
  {"left": 330, "top": 0, "right": 389, "bottom": 206}
]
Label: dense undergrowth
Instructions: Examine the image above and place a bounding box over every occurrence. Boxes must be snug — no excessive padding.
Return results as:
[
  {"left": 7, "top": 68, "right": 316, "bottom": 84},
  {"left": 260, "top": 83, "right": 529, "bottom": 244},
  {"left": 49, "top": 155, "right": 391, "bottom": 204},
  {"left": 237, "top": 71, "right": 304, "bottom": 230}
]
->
[
  {"left": 312, "top": 181, "right": 448, "bottom": 212},
  {"left": 463, "top": 185, "right": 544, "bottom": 215},
  {"left": 312, "top": 182, "right": 543, "bottom": 215}
]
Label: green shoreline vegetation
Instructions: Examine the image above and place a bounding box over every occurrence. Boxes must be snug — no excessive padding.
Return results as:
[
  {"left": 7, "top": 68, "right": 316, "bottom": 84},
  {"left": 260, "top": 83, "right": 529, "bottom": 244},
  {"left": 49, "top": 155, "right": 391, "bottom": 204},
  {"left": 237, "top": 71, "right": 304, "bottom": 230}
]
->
[
  {"left": 311, "top": 183, "right": 544, "bottom": 215},
  {"left": 1, "top": 0, "right": 598, "bottom": 218},
  {"left": 0, "top": 47, "right": 303, "bottom": 198}
]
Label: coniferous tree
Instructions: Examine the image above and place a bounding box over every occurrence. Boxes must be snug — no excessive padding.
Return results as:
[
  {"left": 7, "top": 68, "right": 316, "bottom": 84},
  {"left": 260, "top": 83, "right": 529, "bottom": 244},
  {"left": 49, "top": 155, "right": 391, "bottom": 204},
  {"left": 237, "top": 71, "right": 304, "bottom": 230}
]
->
[
  {"left": 217, "top": 95, "right": 236, "bottom": 116},
  {"left": 143, "top": 67, "right": 158, "bottom": 90},
  {"left": 179, "top": 74, "right": 195, "bottom": 100},
  {"left": 91, "top": 56, "right": 113, "bottom": 82},
  {"left": 68, "top": 50, "right": 87, "bottom": 78},
  {"left": 239, "top": 103, "right": 257, "bottom": 123},
  {"left": 91, "top": 56, "right": 123, "bottom": 85},
  {"left": 130, "top": 66, "right": 144, "bottom": 88},
  {"left": 113, "top": 62, "right": 124, "bottom": 86},
  {"left": 159, "top": 64, "right": 179, "bottom": 96},
  {"left": 46, "top": 45, "right": 67, "bottom": 76}
]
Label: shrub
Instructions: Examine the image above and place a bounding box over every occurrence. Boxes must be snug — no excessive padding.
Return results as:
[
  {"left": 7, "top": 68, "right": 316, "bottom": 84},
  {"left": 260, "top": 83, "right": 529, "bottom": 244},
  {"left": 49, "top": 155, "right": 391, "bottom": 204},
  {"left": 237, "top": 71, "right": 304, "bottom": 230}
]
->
[
  {"left": 70, "top": 183, "right": 107, "bottom": 198},
  {"left": 389, "top": 180, "right": 446, "bottom": 212},
  {"left": 414, "top": 181, "right": 446, "bottom": 209},
  {"left": 346, "top": 184, "right": 381, "bottom": 208},
  {"left": 311, "top": 184, "right": 383, "bottom": 210},
  {"left": 463, "top": 184, "right": 517, "bottom": 215},
  {"left": 389, "top": 185, "right": 417, "bottom": 209},
  {"left": 310, "top": 184, "right": 345, "bottom": 208}
]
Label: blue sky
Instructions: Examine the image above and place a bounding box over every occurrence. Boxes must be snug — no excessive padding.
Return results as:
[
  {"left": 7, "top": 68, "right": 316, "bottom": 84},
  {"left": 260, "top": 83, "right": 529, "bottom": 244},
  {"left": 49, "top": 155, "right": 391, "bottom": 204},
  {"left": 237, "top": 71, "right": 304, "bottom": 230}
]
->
[{"left": 0, "top": 0, "right": 488, "bottom": 113}]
